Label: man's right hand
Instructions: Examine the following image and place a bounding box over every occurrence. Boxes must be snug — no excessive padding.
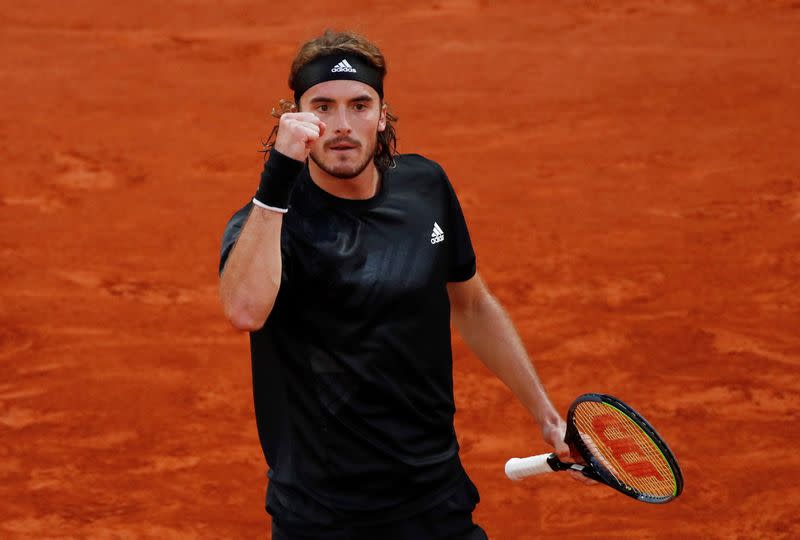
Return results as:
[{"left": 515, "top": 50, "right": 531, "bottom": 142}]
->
[{"left": 272, "top": 112, "right": 326, "bottom": 161}]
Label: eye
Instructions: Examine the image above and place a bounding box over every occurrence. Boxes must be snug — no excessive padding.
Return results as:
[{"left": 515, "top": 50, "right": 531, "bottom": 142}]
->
[
  {"left": 353, "top": 103, "right": 368, "bottom": 111},
  {"left": 316, "top": 104, "right": 329, "bottom": 112}
]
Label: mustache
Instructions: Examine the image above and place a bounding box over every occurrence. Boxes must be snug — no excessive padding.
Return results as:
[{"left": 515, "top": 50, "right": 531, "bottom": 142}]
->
[{"left": 325, "top": 137, "right": 361, "bottom": 149}]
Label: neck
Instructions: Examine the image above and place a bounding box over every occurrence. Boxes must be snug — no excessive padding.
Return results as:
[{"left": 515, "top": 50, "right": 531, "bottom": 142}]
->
[{"left": 308, "top": 160, "right": 380, "bottom": 200}]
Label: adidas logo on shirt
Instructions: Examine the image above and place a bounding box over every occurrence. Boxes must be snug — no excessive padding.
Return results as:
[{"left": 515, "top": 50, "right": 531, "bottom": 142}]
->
[
  {"left": 430, "top": 222, "right": 445, "bottom": 244},
  {"left": 331, "top": 59, "right": 357, "bottom": 73}
]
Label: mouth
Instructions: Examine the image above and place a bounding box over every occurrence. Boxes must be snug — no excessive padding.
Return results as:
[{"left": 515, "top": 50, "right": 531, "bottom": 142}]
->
[{"left": 328, "top": 139, "right": 360, "bottom": 152}]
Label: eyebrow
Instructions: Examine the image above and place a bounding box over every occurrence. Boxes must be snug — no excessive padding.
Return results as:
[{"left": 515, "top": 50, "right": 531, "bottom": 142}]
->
[{"left": 308, "top": 95, "right": 374, "bottom": 104}]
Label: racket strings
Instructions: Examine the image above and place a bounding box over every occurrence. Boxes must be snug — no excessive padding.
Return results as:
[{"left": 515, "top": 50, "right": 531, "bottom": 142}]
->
[{"left": 574, "top": 401, "right": 675, "bottom": 497}]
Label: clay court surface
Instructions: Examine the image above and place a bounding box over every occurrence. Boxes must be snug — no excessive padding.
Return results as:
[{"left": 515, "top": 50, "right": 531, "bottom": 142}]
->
[{"left": 2, "top": 1, "right": 799, "bottom": 538}]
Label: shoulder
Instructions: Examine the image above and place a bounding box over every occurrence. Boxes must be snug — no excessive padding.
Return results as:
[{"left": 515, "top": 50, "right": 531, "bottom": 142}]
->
[
  {"left": 227, "top": 201, "right": 252, "bottom": 225},
  {"left": 222, "top": 201, "right": 253, "bottom": 238},
  {"left": 390, "top": 154, "right": 451, "bottom": 194},
  {"left": 393, "top": 153, "right": 447, "bottom": 177},
  {"left": 218, "top": 201, "right": 253, "bottom": 275}
]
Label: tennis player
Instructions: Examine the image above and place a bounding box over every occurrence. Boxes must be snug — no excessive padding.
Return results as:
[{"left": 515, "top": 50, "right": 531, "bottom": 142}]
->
[{"left": 219, "top": 30, "right": 574, "bottom": 540}]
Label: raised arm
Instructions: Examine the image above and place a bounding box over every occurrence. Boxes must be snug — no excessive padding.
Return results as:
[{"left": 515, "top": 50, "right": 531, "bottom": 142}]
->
[
  {"left": 219, "top": 113, "right": 325, "bottom": 331},
  {"left": 219, "top": 206, "right": 286, "bottom": 331}
]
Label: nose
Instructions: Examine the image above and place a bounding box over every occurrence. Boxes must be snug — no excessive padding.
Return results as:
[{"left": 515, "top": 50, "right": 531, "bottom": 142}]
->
[{"left": 332, "top": 107, "right": 352, "bottom": 135}]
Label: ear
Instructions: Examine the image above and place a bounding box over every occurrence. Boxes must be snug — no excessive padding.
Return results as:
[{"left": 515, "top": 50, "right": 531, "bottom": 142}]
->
[{"left": 378, "top": 102, "right": 388, "bottom": 132}]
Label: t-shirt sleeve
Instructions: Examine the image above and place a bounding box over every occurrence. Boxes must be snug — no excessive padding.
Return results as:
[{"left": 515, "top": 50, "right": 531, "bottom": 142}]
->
[
  {"left": 441, "top": 169, "right": 477, "bottom": 282},
  {"left": 218, "top": 202, "right": 253, "bottom": 276}
]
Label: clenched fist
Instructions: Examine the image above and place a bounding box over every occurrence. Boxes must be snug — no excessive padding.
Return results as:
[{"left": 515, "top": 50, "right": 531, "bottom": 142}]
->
[{"left": 272, "top": 113, "right": 326, "bottom": 161}]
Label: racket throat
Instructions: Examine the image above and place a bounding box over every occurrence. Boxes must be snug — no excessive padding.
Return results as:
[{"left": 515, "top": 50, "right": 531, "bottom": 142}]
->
[
  {"left": 548, "top": 454, "right": 602, "bottom": 481},
  {"left": 569, "top": 463, "right": 600, "bottom": 481},
  {"left": 546, "top": 454, "right": 585, "bottom": 474}
]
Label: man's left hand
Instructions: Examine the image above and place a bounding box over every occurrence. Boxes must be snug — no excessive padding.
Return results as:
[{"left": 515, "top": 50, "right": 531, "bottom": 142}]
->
[{"left": 541, "top": 417, "right": 598, "bottom": 486}]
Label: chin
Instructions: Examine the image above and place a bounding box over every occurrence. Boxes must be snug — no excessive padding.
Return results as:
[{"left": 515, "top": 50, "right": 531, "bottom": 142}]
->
[
  {"left": 312, "top": 152, "right": 373, "bottom": 180},
  {"left": 324, "top": 167, "right": 358, "bottom": 180}
]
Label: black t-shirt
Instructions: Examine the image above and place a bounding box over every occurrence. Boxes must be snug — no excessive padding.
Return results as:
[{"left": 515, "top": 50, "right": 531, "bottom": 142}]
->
[{"left": 219, "top": 154, "right": 477, "bottom": 526}]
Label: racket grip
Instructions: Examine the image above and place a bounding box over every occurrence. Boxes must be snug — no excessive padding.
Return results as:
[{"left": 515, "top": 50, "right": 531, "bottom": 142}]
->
[{"left": 505, "top": 453, "right": 557, "bottom": 480}]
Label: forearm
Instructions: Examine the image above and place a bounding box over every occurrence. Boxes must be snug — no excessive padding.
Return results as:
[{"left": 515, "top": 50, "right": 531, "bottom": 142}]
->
[
  {"left": 219, "top": 145, "right": 307, "bottom": 331},
  {"left": 219, "top": 207, "right": 284, "bottom": 331},
  {"left": 452, "top": 292, "right": 560, "bottom": 426}
]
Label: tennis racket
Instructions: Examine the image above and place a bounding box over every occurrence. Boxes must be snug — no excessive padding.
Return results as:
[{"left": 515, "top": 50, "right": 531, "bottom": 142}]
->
[{"left": 505, "top": 393, "right": 683, "bottom": 504}]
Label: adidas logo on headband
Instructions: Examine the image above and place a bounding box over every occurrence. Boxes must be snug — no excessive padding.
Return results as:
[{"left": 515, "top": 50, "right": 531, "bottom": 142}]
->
[
  {"left": 293, "top": 54, "right": 383, "bottom": 102},
  {"left": 331, "top": 59, "right": 357, "bottom": 73}
]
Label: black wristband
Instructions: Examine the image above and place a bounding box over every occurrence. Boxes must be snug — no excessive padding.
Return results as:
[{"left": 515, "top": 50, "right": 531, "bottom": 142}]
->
[{"left": 253, "top": 149, "right": 305, "bottom": 211}]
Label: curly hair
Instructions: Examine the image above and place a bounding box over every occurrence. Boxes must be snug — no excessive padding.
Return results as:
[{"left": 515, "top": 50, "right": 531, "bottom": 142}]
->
[{"left": 261, "top": 30, "right": 398, "bottom": 171}]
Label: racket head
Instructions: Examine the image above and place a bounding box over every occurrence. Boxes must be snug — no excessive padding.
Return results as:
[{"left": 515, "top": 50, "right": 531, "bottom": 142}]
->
[{"left": 565, "top": 393, "right": 683, "bottom": 504}]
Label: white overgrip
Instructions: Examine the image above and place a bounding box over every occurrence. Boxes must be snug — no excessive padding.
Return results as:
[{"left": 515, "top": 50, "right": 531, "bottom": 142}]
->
[{"left": 505, "top": 453, "right": 556, "bottom": 481}]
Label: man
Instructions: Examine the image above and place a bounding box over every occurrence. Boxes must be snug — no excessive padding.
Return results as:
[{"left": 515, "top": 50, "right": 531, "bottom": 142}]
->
[{"left": 219, "top": 30, "right": 575, "bottom": 540}]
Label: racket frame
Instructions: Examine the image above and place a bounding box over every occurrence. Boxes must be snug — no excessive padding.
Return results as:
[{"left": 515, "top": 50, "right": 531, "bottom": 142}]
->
[{"left": 567, "top": 393, "right": 684, "bottom": 504}]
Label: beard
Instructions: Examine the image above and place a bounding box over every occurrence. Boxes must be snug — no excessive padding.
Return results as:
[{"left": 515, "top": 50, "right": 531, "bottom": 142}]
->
[{"left": 309, "top": 136, "right": 378, "bottom": 180}]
